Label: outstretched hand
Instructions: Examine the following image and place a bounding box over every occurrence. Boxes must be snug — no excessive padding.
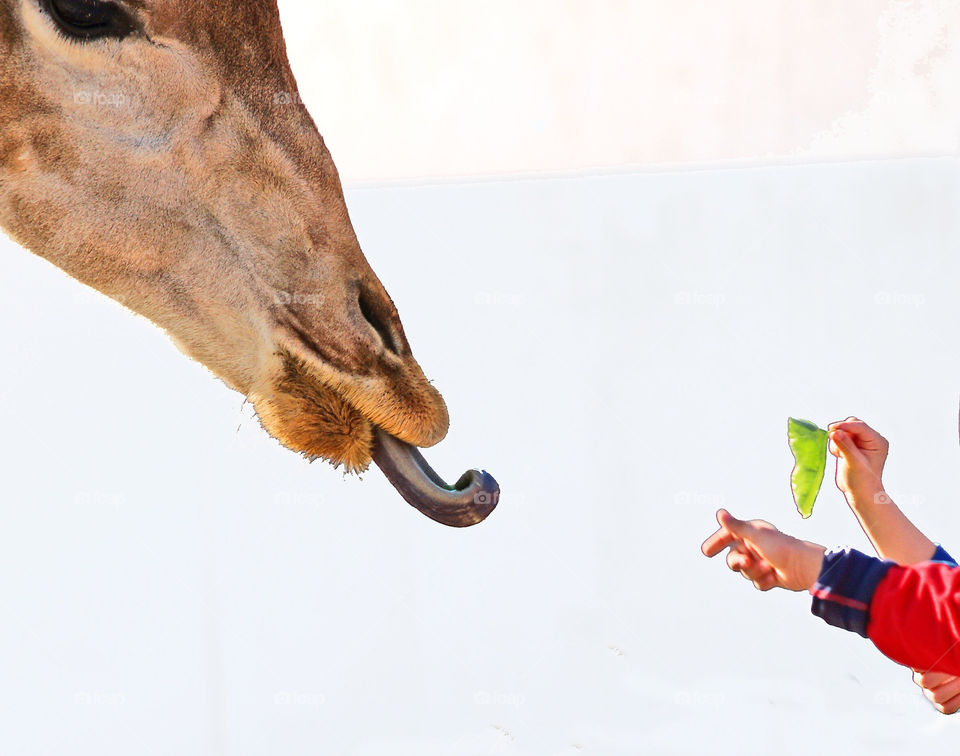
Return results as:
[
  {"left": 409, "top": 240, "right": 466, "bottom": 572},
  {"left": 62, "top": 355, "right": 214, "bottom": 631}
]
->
[{"left": 701, "top": 509, "right": 826, "bottom": 592}]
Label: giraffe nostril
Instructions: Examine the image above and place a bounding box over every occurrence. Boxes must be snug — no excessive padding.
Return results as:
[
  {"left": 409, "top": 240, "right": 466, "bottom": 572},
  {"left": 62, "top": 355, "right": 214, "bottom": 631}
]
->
[{"left": 358, "top": 287, "right": 400, "bottom": 356}]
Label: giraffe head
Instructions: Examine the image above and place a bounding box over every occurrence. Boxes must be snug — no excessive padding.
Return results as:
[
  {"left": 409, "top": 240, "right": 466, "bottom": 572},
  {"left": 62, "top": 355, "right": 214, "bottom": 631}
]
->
[{"left": 0, "top": 0, "right": 498, "bottom": 525}]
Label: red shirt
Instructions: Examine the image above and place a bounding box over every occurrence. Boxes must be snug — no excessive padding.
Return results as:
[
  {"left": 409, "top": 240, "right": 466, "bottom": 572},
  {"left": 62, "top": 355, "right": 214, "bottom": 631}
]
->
[{"left": 811, "top": 545, "right": 960, "bottom": 674}]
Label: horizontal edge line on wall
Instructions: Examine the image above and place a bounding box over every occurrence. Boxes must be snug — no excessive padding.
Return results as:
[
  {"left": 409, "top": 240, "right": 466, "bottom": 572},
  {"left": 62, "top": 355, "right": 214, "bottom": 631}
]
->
[{"left": 342, "top": 150, "right": 960, "bottom": 191}]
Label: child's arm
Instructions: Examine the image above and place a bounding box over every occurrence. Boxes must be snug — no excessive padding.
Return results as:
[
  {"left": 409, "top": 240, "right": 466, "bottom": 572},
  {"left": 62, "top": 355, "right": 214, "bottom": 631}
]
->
[
  {"left": 827, "top": 418, "right": 943, "bottom": 565},
  {"left": 829, "top": 418, "right": 960, "bottom": 713},
  {"left": 703, "top": 509, "right": 960, "bottom": 684}
]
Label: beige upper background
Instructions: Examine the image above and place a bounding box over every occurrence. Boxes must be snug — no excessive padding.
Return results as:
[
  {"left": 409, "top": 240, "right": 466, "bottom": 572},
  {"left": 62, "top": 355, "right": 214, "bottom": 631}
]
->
[{"left": 278, "top": 0, "right": 960, "bottom": 183}]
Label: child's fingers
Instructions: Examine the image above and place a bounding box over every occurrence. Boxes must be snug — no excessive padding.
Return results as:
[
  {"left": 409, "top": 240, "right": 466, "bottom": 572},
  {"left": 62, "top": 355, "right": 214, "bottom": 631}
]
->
[
  {"left": 935, "top": 692, "right": 960, "bottom": 715},
  {"left": 829, "top": 430, "right": 869, "bottom": 465},
  {"left": 752, "top": 570, "right": 780, "bottom": 591},
  {"left": 701, "top": 509, "right": 741, "bottom": 556},
  {"left": 827, "top": 417, "right": 865, "bottom": 432},
  {"left": 829, "top": 423, "right": 874, "bottom": 441},
  {"left": 915, "top": 670, "right": 960, "bottom": 693},
  {"left": 726, "top": 543, "right": 755, "bottom": 573},
  {"left": 716, "top": 510, "right": 784, "bottom": 558},
  {"left": 702, "top": 511, "right": 782, "bottom": 576},
  {"left": 727, "top": 546, "right": 779, "bottom": 588},
  {"left": 828, "top": 435, "right": 841, "bottom": 458},
  {"left": 741, "top": 556, "right": 776, "bottom": 586},
  {"left": 921, "top": 675, "right": 960, "bottom": 709},
  {"left": 828, "top": 420, "right": 887, "bottom": 449},
  {"left": 701, "top": 526, "right": 735, "bottom": 557},
  {"left": 827, "top": 430, "right": 846, "bottom": 458},
  {"left": 912, "top": 669, "right": 960, "bottom": 713}
]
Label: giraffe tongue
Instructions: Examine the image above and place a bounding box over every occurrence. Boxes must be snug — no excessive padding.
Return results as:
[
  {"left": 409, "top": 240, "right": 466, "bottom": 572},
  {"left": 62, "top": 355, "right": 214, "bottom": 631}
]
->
[{"left": 371, "top": 427, "right": 499, "bottom": 527}]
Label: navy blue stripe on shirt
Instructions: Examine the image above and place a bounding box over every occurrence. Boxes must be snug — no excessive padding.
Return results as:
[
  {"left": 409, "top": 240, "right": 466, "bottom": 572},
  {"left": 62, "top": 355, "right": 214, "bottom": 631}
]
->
[
  {"left": 931, "top": 544, "right": 958, "bottom": 567},
  {"left": 810, "top": 548, "right": 895, "bottom": 638}
]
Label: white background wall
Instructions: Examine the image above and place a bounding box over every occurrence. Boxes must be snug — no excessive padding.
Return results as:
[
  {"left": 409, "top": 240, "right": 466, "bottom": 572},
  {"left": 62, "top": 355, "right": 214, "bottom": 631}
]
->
[
  {"left": 2, "top": 2, "right": 960, "bottom": 755},
  {"left": 279, "top": 0, "right": 960, "bottom": 182}
]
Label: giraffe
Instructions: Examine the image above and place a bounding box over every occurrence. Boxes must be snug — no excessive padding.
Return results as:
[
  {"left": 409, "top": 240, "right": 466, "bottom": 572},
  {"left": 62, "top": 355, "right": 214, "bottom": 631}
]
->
[{"left": 0, "top": 0, "right": 499, "bottom": 526}]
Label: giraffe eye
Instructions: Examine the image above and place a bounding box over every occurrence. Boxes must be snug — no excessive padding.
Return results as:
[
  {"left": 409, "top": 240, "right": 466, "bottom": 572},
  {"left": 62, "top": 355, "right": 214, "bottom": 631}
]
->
[{"left": 40, "top": 0, "right": 137, "bottom": 41}]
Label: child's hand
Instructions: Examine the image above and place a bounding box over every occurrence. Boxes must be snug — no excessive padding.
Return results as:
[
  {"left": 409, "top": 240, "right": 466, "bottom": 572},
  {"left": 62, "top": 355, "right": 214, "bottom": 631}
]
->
[
  {"left": 701, "top": 509, "right": 826, "bottom": 592},
  {"left": 827, "top": 417, "right": 888, "bottom": 504},
  {"left": 913, "top": 669, "right": 960, "bottom": 715},
  {"left": 826, "top": 416, "right": 936, "bottom": 564}
]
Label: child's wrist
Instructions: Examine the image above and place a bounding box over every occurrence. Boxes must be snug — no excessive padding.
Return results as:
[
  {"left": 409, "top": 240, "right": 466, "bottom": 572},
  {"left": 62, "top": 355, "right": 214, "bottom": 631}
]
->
[
  {"left": 802, "top": 543, "right": 827, "bottom": 592},
  {"left": 845, "top": 484, "right": 887, "bottom": 513}
]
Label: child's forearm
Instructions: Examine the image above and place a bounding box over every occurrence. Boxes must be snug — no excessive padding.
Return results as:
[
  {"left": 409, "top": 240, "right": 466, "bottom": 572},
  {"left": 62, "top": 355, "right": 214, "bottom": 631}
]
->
[{"left": 846, "top": 487, "right": 937, "bottom": 564}]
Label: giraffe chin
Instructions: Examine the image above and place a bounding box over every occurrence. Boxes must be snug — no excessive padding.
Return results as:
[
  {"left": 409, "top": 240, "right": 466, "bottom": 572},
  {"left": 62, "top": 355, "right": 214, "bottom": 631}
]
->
[{"left": 251, "top": 362, "right": 376, "bottom": 474}]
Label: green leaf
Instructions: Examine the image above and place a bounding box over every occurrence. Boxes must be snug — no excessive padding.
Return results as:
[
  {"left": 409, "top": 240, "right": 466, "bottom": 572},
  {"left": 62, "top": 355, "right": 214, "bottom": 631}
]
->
[{"left": 787, "top": 417, "right": 828, "bottom": 518}]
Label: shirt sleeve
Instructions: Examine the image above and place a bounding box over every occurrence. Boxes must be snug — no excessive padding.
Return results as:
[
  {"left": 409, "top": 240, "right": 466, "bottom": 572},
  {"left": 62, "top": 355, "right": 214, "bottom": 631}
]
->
[
  {"left": 811, "top": 546, "right": 960, "bottom": 676},
  {"left": 931, "top": 544, "right": 958, "bottom": 566},
  {"left": 810, "top": 548, "right": 895, "bottom": 638}
]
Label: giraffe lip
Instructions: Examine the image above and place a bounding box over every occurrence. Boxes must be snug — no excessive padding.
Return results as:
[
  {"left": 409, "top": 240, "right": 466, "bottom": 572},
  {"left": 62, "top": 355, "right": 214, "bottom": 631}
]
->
[{"left": 370, "top": 427, "right": 499, "bottom": 527}]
